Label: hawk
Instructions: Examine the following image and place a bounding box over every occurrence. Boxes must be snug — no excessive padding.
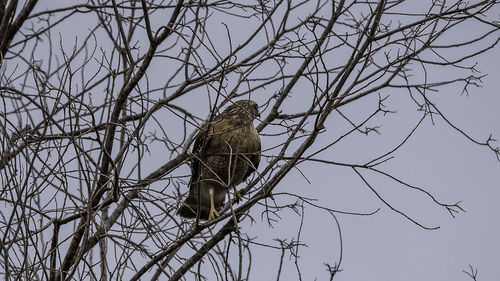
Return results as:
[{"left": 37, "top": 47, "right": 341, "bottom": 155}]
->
[{"left": 178, "top": 100, "right": 261, "bottom": 220}]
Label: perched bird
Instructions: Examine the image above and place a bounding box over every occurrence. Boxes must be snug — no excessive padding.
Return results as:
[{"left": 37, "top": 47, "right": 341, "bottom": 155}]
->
[{"left": 178, "top": 100, "right": 261, "bottom": 220}]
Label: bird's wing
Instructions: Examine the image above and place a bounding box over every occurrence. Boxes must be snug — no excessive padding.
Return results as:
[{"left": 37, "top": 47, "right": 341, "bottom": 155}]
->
[
  {"left": 190, "top": 122, "right": 213, "bottom": 185},
  {"left": 190, "top": 117, "right": 229, "bottom": 182}
]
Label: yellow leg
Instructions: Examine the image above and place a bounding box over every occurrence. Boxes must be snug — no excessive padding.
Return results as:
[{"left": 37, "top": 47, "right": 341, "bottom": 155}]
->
[
  {"left": 233, "top": 187, "right": 244, "bottom": 203},
  {"left": 208, "top": 188, "right": 220, "bottom": 220}
]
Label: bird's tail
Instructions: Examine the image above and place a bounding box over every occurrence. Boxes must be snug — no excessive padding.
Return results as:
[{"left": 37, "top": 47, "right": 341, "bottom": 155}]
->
[
  {"left": 177, "top": 193, "right": 211, "bottom": 220},
  {"left": 177, "top": 197, "right": 199, "bottom": 219}
]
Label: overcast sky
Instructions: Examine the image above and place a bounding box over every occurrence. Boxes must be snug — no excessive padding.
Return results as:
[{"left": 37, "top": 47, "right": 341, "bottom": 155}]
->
[
  {"left": 219, "top": 2, "right": 500, "bottom": 280},
  {"left": 4, "top": 1, "right": 500, "bottom": 280},
  {"left": 212, "top": 2, "right": 500, "bottom": 280}
]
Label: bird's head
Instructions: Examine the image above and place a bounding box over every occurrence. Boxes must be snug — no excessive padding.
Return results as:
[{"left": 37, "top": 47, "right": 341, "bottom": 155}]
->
[{"left": 223, "top": 100, "right": 260, "bottom": 122}]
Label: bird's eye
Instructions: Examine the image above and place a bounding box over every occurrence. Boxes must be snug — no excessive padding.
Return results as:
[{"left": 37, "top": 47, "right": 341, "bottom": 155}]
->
[{"left": 253, "top": 103, "right": 260, "bottom": 117}]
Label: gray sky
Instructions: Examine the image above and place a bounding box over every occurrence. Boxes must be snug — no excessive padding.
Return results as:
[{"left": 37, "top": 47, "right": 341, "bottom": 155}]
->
[
  {"left": 3, "top": 1, "right": 500, "bottom": 280},
  {"left": 233, "top": 3, "right": 500, "bottom": 279}
]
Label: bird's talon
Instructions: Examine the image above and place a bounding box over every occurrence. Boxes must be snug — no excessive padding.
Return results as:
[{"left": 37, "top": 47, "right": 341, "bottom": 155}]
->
[
  {"left": 208, "top": 208, "right": 220, "bottom": 220},
  {"left": 233, "top": 188, "right": 244, "bottom": 203}
]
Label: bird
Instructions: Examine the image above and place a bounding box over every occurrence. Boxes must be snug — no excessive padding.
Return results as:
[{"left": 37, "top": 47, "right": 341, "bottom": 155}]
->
[{"left": 178, "top": 100, "right": 261, "bottom": 220}]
